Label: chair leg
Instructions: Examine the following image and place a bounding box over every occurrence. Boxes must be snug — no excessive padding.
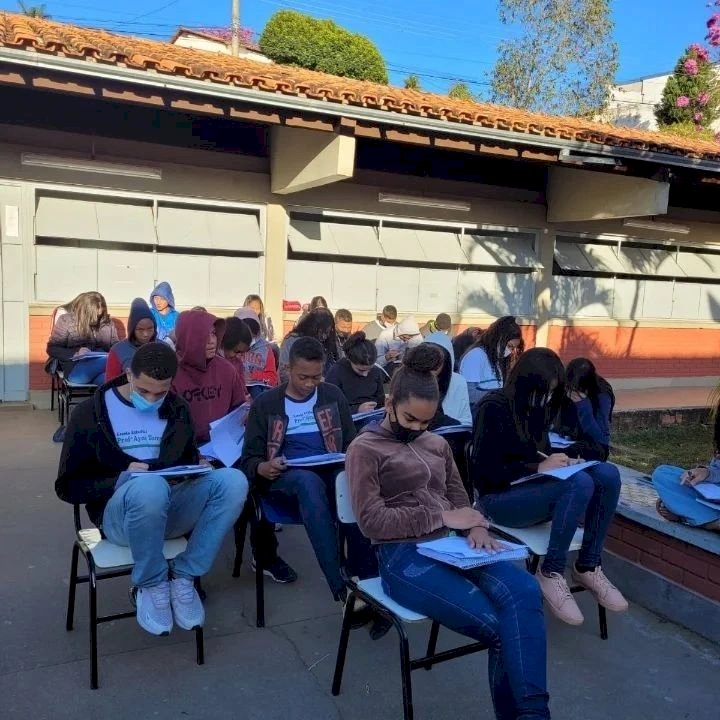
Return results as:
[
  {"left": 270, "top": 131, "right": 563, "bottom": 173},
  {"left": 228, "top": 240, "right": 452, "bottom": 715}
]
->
[
  {"left": 51, "top": 375, "right": 56, "bottom": 411},
  {"left": 88, "top": 559, "right": 99, "bottom": 690},
  {"left": 598, "top": 604, "right": 608, "bottom": 640},
  {"left": 195, "top": 626, "right": 205, "bottom": 665},
  {"left": 397, "top": 620, "right": 414, "bottom": 720},
  {"left": 424, "top": 621, "right": 440, "bottom": 671},
  {"left": 331, "top": 590, "right": 356, "bottom": 696},
  {"left": 66, "top": 543, "right": 80, "bottom": 631},
  {"left": 232, "top": 515, "right": 247, "bottom": 578},
  {"left": 255, "top": 552, "right": 265, "bottom": 628},
  {"left": 527, "top": 554, "right": 540, "bottom": 575}
]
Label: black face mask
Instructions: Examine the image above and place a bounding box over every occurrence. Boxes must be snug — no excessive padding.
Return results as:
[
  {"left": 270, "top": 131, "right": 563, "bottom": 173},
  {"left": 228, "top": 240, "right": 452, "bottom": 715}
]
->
[{"left": 389, "top": 404, "right": 425, "bottom": 444}]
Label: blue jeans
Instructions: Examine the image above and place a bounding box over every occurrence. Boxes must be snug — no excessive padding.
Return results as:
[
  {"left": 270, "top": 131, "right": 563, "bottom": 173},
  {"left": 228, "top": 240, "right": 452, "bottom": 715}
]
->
[
  {"left": 102, "top": 469, "right": 248, "bottom": 587},
  {"left": 268, "top": 467, "right": 376, "bottom": 598},
  {"left": 68, "top": 356, "right": 107, "bottom": 385},
  {"left": 478, "top": 463, "right": 621, "bottom": 574},
  {"left": 377, "top": 543, "right": 549, "bottom": 720},
  {"left": 652, "top": 465, "right": 720, "bottom": 527}
]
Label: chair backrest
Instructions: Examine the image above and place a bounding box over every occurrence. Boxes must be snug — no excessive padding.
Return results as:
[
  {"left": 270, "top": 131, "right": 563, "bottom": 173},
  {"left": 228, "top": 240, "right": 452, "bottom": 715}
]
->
[{"left": 335, "top": 470, "right": 356, "bottom": 525}]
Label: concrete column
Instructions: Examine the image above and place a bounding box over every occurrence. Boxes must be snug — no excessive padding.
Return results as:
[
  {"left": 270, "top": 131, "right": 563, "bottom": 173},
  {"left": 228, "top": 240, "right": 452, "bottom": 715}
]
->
[
  {"left": 264, "top": 202, "right": 289, "bottom": 336},
  {"left": 534, "top": 229, "right": 556, "bottom": 348},
  {"left": 0, "top": 182, "right": 30, "bottom": 401}
]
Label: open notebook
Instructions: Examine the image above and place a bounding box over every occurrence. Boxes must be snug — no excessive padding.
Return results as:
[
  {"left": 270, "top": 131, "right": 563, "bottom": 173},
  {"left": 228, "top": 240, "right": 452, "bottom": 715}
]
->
[
  {"left": 511, "top": 460, "right": 600, "bottom": 485},
  {"left": 416, "top": 536, "right": 528, "bottom": 569}
]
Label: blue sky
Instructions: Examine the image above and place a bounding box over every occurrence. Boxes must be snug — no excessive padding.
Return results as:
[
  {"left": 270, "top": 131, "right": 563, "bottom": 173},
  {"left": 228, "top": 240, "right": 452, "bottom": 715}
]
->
[{"left": 0, "top": 0, "right": 713, "bottom": 94}]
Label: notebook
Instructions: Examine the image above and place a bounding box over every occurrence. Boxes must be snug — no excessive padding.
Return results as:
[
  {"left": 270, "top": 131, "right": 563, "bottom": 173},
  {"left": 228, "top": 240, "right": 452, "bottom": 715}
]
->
[
  {"left": 416, "top": 536, "right": 528, "bottom": 569},
  {"left": 71, "top": 351, "right": 109, "bottom": 361},
  {"left": 549, "top": 432, "right": 575, "bottom": 449},
  {"left": 352, "top": 409, "right": 385, "bottom": 422},
  {"left": 285, "top": 453, "right": 346, "bottom": 467},
  {"left": 128, "top": 464, "right": 213, "bottom": 480},
  {"left": 511, "top": 460, "right": 600, "bottom": 485},
  {"left": 694, "top": 482, "right": 720, "bottom": 502},
  {"left": 433, "top": 424, "right": 473, "bottom": 436}
]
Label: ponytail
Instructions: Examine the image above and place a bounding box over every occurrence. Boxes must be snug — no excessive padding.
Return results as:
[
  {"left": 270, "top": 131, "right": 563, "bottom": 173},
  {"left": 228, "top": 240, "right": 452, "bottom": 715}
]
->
[
  {"left": 389, "top": 345, "right": 440, "bottom": 404},
  {"left": 343, "top": 331, "right": 377, "bottom": 366}
]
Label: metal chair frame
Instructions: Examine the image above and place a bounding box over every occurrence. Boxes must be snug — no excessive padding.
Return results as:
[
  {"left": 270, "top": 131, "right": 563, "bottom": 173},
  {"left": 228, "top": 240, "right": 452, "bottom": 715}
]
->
[{"left": 66, "top": 505, "right": 205, "bottom": 689}]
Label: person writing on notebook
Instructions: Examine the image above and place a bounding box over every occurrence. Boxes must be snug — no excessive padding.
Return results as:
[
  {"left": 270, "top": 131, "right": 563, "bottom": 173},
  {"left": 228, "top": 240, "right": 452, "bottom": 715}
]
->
[
  {"left": 470, "top": 348, "right": 628, "bottom": 626},
  {"left": 241, "top": 337, "right": 375, "bottom": 602},
  {"left": 55, "top": 342, "right": 248, "bottom": 637},
  {"left": 346, "top": 351, "right": 550, "bottom": 720}
]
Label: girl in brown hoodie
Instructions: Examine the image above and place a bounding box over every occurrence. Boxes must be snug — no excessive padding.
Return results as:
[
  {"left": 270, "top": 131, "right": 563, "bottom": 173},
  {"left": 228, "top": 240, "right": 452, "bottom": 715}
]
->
[{"left": 346, "top": 353, "right": 550, "bottom": 720}]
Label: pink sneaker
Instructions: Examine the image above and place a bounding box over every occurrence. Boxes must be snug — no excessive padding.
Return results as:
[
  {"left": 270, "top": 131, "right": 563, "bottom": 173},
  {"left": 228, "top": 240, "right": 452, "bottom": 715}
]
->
[
  {"left": 536, "top": 571, "right": 584, "bottom": 626},
  {"left": 572, "top": 565, "right": 629, "bottom": 612}
]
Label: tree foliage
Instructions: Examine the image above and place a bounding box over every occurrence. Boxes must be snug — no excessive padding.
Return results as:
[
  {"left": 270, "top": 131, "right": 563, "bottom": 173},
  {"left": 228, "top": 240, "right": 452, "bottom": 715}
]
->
[
  {"left": 259, "top": 10, "right": 388, "bottom": 84},
  {"left": 655, "top": 45, "right": 719, "bottom": 137},
  {"left": 404, "top": 74, "right": 421, "bottom": 90},
  {"left": 448, "top": 82, "right": 474, "bottom": 101},
  {"left": 18, "top": 1, "right": 49, "bottom": 17},
  {"left": 491, "top": 0, "right": 618, "bottom": 116}
]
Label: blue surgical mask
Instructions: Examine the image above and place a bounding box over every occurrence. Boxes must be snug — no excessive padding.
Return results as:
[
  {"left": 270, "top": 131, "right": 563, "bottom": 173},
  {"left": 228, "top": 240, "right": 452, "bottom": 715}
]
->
[{"left": 130, "top": 384, "right": 166, "bottom": 413}]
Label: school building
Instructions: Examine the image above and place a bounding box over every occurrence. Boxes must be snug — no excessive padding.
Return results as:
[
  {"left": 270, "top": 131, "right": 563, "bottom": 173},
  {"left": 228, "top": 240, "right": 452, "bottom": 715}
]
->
[{"left": 0, "top": 13, "right": 719, "bottom": 405}]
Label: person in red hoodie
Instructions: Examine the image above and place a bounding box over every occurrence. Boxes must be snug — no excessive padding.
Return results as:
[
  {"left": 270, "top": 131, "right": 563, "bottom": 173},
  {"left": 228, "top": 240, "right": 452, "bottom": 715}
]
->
[
  {"left": 171, "top": 310, "right": 246, "bottom": 445},
  {"left": 173, "top": 309, "right": 296, "bottom": 584}
]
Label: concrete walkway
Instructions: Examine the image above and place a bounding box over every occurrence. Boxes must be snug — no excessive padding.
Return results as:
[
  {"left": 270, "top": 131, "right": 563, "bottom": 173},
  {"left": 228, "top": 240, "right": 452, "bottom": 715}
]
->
[
  {"left": 2, "top": 409, "right": 719, "bottom": 719},
  {"left": 614, "top": 384, "right": 716, "bottom": 412}
]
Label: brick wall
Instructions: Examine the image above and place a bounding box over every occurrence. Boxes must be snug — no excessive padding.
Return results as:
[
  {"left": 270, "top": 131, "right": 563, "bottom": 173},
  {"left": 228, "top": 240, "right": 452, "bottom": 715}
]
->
[
  {"left": 547, "top": 325, "right": 720, "bottom": 378},
  {"left": 606, "top": 515, "right": 720, "bottom": 603}
]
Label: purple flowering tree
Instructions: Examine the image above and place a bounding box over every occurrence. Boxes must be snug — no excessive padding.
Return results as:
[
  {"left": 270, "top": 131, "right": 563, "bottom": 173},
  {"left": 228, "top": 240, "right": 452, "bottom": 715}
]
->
[{"left": 654, "top": 41, "right": 719, "bottom": 138}]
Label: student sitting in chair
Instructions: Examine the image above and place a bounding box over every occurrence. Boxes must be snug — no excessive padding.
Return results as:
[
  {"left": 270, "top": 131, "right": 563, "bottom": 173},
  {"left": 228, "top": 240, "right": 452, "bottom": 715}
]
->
[
  {"left": 471, "top": 348, "right": 628, "bottom": 626},
  {"left": 346, "top": 350, "right": 551, "bottom": 720},
  {"left": 421, "top": 333, "right": 472, "bottom": 426},
  {"left": 218, "top": 316, "right": 252, "bottom": 401},
  {"left": 361, "top": 304, "right": 397, "bottom": 343},
  {"left": 240, "top": 337, "right": 375, "bottom": 602},
  {"left": 419, "top": 312, "right": 453, "bottom": 338},
  {"left": 173, "top": 309, "right": 295, "bottom": 584},
  {"left": 106, "top": 298, "right": 157, "bottom": 382},
  {"left": 375, "top": 315, "right": 423, "bottom": 377},
  {"left": 55, "top": 342, "right": 248, "bottom": 636},
  {"left": 325, "top": 332, "right": 385, "bottom": 414},
  {"left": 149, "top": 281, "right": 180, "bottom": 342},
  {"left": 459, "top": 315, "right": 523, "bottom": 407},
  {"left": 234, "top": 308, "right": 280, "bottom": 399},
  {"left": 555, "top": 358, "right": 615, "bottom": 462},
  {"left": 652, "top": 396, "right": 720, "bottom": 532},
  {"left": 279, "top": 308, "right": 339, "bottom": 383}
]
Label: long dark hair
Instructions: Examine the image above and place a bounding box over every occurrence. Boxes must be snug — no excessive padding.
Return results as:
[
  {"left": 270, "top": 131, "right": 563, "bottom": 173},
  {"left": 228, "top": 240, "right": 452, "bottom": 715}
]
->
[
  {"left": 565, "top": 357, "right": 613, "bottom": 415},
  {"left": 291, "top": 308, "right": 338, "bottom": 363},
  {"left": 504, "top": 348, "right": 565, "bottom": 445},
  {"left": 343, "top": 331, "right": 377, "bottom": 366},
  {"left": 452, "top": 327, "right": 480, "bottom": 371},
  {"left": 467, "top": 315, "right": 524, "bottom": 382}
]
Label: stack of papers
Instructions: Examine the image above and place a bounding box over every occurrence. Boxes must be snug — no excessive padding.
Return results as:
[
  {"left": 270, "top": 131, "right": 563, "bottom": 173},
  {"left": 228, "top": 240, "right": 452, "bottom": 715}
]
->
[
  {"left": 198, "top": 404, "right": 249, "bottom": 468},
  {"left": 130, "top": 464, "right": 212, "bottom": 480},
  {"left": 416, "top": 536, "right": 528, "bottom": 569},
  {"left": 549, "top": 432, "right": 575, "bottom": 449},
  {"left": 433, "top": 424, "right": 473, "bottom": 436},
  {"left": 285, "top": 453, "right": 346, "bottom": 467}
]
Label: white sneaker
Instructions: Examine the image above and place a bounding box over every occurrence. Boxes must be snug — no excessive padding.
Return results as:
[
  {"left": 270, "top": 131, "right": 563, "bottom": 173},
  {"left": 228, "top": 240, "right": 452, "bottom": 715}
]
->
[
  {"left": 135, "top": 581, "right": 173, "bottom": 636},
  {"left": 170, "top": 577, "right": 205, "bottom": 630}
]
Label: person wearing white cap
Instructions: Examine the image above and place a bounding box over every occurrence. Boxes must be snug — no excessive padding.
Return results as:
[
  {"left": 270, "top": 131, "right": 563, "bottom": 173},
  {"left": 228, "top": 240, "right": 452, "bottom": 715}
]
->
[{"left": 376, "top": 315, "right": 423, "bottom": 378}]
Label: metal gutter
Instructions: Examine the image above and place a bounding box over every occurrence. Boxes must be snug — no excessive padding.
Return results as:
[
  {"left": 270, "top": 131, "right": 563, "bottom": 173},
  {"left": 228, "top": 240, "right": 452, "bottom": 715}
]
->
[{"left": 2, "top": 46, "right": 720, "bottom": 173}]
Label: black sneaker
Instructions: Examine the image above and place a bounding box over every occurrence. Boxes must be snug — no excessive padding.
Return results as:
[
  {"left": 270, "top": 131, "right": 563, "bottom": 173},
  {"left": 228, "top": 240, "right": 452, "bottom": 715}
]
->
[{"left": 251, "top": 556, "right": 298, "bottom": 584}]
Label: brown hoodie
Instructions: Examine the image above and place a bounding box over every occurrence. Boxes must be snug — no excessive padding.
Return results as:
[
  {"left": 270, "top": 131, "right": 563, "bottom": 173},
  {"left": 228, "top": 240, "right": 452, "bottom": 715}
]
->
[
  {"left": 171, "top": 310, "right": 246, "bottom": 444},
  {"left": 345, "top": 423, "right": 470, "bottom": 543}
]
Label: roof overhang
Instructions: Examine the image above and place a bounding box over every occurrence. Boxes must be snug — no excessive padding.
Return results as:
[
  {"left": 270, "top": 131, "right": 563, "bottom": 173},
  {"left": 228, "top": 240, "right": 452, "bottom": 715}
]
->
[{"left": 2, "top": 45, "right": 720, "bottom": 174}]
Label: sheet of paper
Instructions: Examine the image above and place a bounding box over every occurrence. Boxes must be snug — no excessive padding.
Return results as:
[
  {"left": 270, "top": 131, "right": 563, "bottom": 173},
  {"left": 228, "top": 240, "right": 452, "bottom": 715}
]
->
[
  {"left": 696, "top": 498, "right": 720, "bottom": 510},
  {"left": 198, "top": 440, "right": 219, "bottom": 461},
  {"left": 208, "top": 404, "right": 249, "bottom": 468},
  {"left": 694, "top": 482, "right": 720, "bottom": 501},
  {"left": 285, "top": 453, "right": 346, "bottom": 467},
  {"left": 352, "top": 409, "right": 385, "bottom": 422},
  {"left": 549, "top": 432, "right": 575, "bottom": 448},
  {"left": 542, "top": 460, "right": 600, "bottom": 480}
]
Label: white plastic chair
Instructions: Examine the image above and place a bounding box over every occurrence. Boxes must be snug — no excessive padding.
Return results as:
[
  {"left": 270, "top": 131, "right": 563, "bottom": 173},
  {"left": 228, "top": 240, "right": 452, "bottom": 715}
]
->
[
  {"left": 66, "top": 505, "right": 205, "bottom": 688},
  {"left": 332, "top": 472, "right": 489, "bottom": 720}
]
